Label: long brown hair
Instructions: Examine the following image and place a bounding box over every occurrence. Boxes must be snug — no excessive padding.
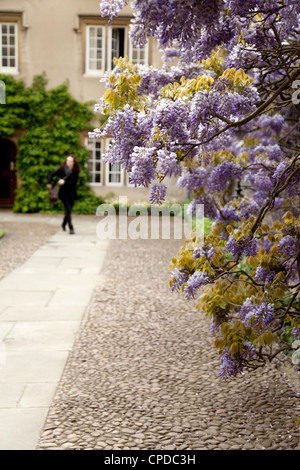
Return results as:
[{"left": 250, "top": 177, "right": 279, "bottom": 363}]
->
[{"left": 60, "top": 154, "right": 81, "bottom": 173}]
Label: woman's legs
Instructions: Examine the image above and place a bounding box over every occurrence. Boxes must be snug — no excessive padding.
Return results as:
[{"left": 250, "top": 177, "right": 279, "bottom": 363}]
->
[
  {"left": 62, "top": 212, "right": 67, "bottom": 230},
  {"left": 63, "top": 200, "right": 74, "bottom": 232}
]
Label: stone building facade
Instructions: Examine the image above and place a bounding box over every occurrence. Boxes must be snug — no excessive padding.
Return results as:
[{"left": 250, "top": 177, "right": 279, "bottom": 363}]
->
[{"left": 0, "top": 0, "right": 185, "bottom": 207}]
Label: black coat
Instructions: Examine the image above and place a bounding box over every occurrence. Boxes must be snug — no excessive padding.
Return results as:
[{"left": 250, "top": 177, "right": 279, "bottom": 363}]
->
[{"left": 48, "top": 166, "right": 79, "bottom": 204}]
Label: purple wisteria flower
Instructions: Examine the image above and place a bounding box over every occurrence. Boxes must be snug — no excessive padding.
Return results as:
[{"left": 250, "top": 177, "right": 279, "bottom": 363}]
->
[
  {"left": 100, "top": 105, "right": 143, "bottom": 172},
  {"left": 255, "top": 267, "right": 277, "bottom": 285},
  {"left": 162, "top": 48, "right": 181, "bottom": 63},
  {"left": 258, "top": 114, "right": 285, "bottom": 134},
  {"left": 100, "top": 0, "right": 126, "bottom": 20},
  {"left": 149, "top": 182, "right": 167, "bottom": 205},
  {"left": 128, "top": 146, "right": 157, "bottom": 186},
  {"left": 157, "top": 149, "right": 181, "bottom": 177},
  {"left": 219, "top": 341, "right": 256, "bottom": 379},
  {"left": 239, "top": 299, "right": 275, "bottom": 334},
  {"left": 242, "top": 341, "right": 256, "bottom": 361},
  {"left": 292, "top": 328, "right": 299, "bottom": 339},
  {"left": 273, "top": 161, "right": 289, "bottom": 181},
  {"left": 184, "top": 271, "right": 210, "bottom": 300},
  {"left": 244, "top": 170, "right": 274, "bottom": 193},
  {"left": 177, "top": 167, "right": 207, "bottom": 191},
  {"left": 193, "top": 244, "right": 214, "bottom": 262},
  {"left": 278, "top": 235, "right": 298, "bottom": 257},
  {"left": 219, "top": 349, "right": 243, "bottom": 379},
  {"left": 208, "top": 161, "right": 242, "bottom": 193},
  {"left": 228, "top": 0, "right": 278, "bottom": 16},
  {"left": 170, "top": 267, "right": 189, "bottom": 293},
  {"left": 226, "top": 234, "right": 258, "bottom": 258}
]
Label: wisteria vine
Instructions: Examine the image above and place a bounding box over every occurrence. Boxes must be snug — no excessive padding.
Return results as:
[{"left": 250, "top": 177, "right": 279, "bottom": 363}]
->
[{"left": 93, "top": 0, "right": 300, "bottom": 379}]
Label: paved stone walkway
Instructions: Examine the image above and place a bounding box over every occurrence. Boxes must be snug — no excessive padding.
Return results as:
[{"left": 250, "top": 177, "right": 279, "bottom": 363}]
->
[
  {"left": 35, "top": 218, "right": 299, "bottom": 451},
  {"left": 0, "top": 212, "right": 108, "bottom": 450}
]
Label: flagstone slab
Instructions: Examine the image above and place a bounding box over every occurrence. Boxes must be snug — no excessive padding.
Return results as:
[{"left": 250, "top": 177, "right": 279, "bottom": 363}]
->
[
  {"left": 58, "top": 256, "right": 106, "bottom": 268},
  {"left": 0, "top": 291, "right": 53, "bottom": 307},
  {"left": 4, "top": 321, "right": 80, "bottom": 352},
  {"left": 48, "top": 287, "right": 95, "bottom": 307},
  {"left": 0, "top": 271, "right": 100, "bottom": 291},
  {"left": 0, "top": 351, "right": 70, "bottom": 383},
  {"left": 0, "top": 408, "right": 49, "bottom": 450},
  {"left": 0, "top": 305, "right": 86, "bottom": 322},
  {"left": 0, "top": 383, "right": 25, "bottom": 408},
  {"left": 19, "top": 383, "right": 59, "bottom": 408},
  {"left": 21, "top": 257, "right": 62, "bottom": 268}
]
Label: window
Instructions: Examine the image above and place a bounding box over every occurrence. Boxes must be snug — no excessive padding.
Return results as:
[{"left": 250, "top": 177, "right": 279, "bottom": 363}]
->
[
  {"left": 85, "top": 137, "right": 128, "bottom": 187},
  {"left": 0, "top": 22, "right": 18, "bottom": 73},
  {"left": 129, "top": 42, "right": 148, "bottom": 66},
  {"left": 106, "top": 160, "right": 124, "bottom": 185},
  {"left": 85, "top": 25, "right": 105, "bottom": 75},
  {"left": 86, "top": 138, "right": 103, "bottom": 185},
  {"left": 83, "top": 19, "right": 148, "bottom": 75},
  {"left": 109, "top": 27, "right": 126, "bottom": 70},
  {"left": 105, "top": 139, "right": 124, "bottom": 186}
]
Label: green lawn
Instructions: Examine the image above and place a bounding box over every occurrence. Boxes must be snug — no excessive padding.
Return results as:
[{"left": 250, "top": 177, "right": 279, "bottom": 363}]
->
[{"left": 0, "top": 229, "right": 4, "bottom": 239}]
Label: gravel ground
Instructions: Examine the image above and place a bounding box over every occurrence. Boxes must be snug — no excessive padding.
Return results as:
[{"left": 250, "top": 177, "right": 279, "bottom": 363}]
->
[
  {"left": 36, "top": 219, "right": 300, "bottom": 451},
  {"left": 0, "top": 221, "right": 58, "bottom": 281}
]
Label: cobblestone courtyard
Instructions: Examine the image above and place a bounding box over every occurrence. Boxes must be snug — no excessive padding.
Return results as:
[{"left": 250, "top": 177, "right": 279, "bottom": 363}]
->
[{"left": 0, "top": 214, "right": 299, "bottom": 450}]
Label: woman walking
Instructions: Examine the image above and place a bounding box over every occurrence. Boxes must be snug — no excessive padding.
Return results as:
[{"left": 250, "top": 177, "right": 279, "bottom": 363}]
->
[{"left": 47, "top": 154, "right": 80, "bottom": 234}]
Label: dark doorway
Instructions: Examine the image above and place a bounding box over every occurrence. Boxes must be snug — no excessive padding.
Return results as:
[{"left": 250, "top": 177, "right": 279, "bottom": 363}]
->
[{"left": 0, "top": 138, "right": 17, "bottom": 207}]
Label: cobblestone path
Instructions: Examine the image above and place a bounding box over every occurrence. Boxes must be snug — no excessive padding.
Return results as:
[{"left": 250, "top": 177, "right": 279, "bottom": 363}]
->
[{"left": 37, "top": 226, "right": 300, "bottom": 450}]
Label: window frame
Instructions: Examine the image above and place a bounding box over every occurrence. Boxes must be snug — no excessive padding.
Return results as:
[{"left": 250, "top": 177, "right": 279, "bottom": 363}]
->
[
  {"left": 85, "top": 137, "right": 103, "bottom": 186},
  {"left": 80, "top": 16, "right": 149, "bottom": 76},
  {"left": 0, "top": 14, "right": 21, "bottom": 74},
  {"left": 85, "top": 24, "right": 106, "bottom": 76}
]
